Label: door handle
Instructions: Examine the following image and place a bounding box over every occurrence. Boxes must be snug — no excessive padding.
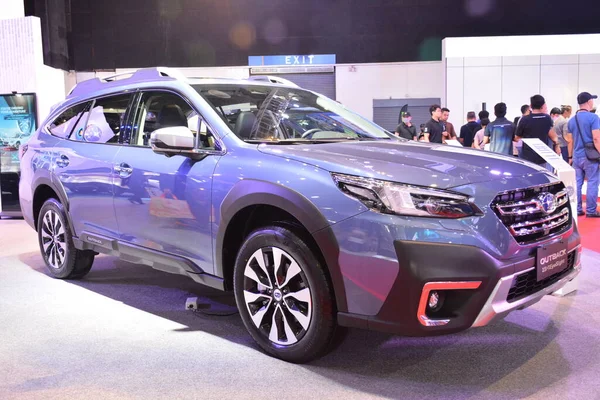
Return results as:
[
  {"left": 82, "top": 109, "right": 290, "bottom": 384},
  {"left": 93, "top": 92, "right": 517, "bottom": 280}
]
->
[
  {"left": 55, "top": 154, "right": 69, "bottom": 168},
  {"left": 114, "top": 162, "right": 133, "bottom": 178}
]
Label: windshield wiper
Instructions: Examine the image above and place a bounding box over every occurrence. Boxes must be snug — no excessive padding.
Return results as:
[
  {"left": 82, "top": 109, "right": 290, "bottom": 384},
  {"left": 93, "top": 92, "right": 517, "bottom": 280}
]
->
[
  {"left": 244, "top": 139, "right": 341, "bottom": 144},
  {"left": 245, "top": 137, "right": 390, "bottom": 145},
  {"left": 348, "top": 137, "right": 391, "bottom": 141}
]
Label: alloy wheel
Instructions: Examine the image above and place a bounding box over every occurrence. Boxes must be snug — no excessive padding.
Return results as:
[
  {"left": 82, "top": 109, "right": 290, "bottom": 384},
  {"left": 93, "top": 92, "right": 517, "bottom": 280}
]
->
[
  {"left": 242, "top": 247, "right": 313, "bottom": 346},
  {"left": 40, "top": 210, "right": 66, "bottom": 269}
]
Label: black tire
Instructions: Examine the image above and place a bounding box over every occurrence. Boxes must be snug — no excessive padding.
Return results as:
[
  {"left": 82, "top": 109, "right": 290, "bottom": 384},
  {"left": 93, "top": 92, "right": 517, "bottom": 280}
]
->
[
  {"left": 37, "top": 198, "right": 95, "bottom": 279},
  {"left": 233, "top": 225, "right": 337, "bottom": 363}
]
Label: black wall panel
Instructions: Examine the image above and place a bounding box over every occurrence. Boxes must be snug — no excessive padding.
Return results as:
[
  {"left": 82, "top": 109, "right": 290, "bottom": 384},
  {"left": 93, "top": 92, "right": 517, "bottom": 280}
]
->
[
  {"left": 373, "top": 98, "right": 440, "bottom": 132},
  {"left": 25, "top": 0, "right": 69, "bottom": 70},
  {"left": 27, "top": 0, "right": 600, "bottom": 71}
]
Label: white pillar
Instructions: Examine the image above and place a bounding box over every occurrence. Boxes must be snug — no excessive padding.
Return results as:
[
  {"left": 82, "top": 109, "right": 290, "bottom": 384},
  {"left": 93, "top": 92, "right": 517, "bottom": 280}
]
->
[
  {"left": 0, "top": 0, "right": 25, "bottom": 20},
  {"left": 0, "top": 10, "right": 67, "bottom": 123}
]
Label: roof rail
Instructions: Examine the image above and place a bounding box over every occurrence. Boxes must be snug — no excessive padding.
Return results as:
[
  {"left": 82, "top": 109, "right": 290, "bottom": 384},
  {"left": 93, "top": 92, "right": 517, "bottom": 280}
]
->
[
  {"left": 101, "top": 71, "right": 138, "bottom": 82},
  {"left": 68, "top": 67, "right": 187, "bottom": 97},
  {"left": 186, "top": 76, "right": 240, "bottom": 81},
  {"left": 247, "top": 75, "right": 299, "bottom": 87}
]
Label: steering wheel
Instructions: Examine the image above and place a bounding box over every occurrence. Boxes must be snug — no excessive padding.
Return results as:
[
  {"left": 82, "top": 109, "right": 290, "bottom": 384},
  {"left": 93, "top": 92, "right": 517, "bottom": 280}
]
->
[{"left": 301, "top": 129, "right": 323, "bottom": 139}]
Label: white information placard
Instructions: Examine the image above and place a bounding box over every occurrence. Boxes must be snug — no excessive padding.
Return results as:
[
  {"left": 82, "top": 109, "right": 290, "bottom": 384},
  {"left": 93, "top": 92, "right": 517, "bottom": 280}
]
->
[
  {"left": 521, "top": 138, "right": 579, "bottom": 296},
  {"left": 445, "top": 139, "right": 463, "bottom": 147},
  {"left": 521, "top": 139, "right": 578, "bottom": 225}
]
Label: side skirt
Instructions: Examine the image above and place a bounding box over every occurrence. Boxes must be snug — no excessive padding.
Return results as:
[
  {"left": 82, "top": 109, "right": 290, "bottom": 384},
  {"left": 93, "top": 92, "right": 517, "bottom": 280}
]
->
[{"left": 73, "top": 231, "right": 226, "bottom": 291}]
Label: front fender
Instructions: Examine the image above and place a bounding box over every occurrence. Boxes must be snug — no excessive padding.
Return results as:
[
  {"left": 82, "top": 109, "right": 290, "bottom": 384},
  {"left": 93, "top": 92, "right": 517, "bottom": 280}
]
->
[{"left": 215, "top": 179, "right": 348, "bottom": 312}]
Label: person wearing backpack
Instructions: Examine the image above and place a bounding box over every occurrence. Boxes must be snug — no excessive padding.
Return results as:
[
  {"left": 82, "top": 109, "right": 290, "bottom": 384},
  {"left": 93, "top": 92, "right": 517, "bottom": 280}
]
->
[
  {"left": 568, "top": 92, "right": 600, "bottom": 217},
  {"left": 459, "top": 111, "right": 480, "bottom": 147}
]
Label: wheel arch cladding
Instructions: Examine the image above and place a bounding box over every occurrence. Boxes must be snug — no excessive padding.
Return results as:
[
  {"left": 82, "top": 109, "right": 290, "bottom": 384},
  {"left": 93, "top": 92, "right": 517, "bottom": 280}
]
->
[
  {"left": 216, "top": 179, "right": 348, "bottom": 313},
  {"left": 32, "top": 182, "right": 64, "bottom": 232}
]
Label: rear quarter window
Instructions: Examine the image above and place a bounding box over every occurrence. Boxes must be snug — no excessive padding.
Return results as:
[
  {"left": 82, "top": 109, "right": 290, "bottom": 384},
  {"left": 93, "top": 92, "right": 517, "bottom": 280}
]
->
[{"left": 47, "top": 102, "right": 92, "bottom": 138}]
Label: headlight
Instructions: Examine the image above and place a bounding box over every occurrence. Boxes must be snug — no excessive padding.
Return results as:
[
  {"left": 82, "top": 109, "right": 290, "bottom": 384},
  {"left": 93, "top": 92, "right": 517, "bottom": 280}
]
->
[{"left": 332, "top": 173, "right": 482, "bottom": 219}]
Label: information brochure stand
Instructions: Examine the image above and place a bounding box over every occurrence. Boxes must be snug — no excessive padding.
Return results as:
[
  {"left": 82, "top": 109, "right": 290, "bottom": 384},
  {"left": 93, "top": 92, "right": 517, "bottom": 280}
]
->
[{"left": 521, "top": 139, "right": 579, "bottom": 296}]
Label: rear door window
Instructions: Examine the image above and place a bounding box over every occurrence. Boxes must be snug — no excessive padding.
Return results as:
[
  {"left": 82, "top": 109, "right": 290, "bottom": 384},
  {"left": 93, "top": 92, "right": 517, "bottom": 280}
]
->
[{"left": 130, "top": 91, "right": 216, "bottom": 149}]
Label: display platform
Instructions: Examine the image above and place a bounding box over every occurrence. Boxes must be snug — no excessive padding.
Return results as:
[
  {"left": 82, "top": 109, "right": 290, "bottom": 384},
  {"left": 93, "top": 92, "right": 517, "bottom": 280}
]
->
[{"left": 0, "top": 218, "right": 599, "bottom": 399}]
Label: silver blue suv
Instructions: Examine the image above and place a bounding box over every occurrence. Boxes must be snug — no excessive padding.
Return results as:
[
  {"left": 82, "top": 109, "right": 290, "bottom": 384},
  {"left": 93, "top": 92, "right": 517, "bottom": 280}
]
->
[{"left": 19, "top": 68, "right": 581, "bottom": 362}]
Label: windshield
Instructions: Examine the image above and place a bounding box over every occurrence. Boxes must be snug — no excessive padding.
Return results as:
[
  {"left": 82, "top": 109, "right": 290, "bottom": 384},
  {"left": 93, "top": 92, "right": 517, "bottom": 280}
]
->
[{"left": 194, "top": 84, "right": 392, "bottom": 142}]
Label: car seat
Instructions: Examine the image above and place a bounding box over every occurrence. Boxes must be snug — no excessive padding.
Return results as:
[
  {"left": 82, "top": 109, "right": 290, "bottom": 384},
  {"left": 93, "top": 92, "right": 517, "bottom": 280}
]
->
[
  {"left": 158, "top": 104, "right": 188, "bottom": 128},
  {"left": 234, "top": 111, "right": 257, "bottom": 139}
]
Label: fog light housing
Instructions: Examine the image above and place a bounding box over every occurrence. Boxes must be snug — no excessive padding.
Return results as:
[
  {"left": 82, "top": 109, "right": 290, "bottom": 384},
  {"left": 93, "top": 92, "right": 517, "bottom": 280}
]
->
[
  {"left": 418, "top": 281, "right": 482, "bottom": 327},
  {"left": 427, "top": 290, "right": 442, "bottom": 312}
]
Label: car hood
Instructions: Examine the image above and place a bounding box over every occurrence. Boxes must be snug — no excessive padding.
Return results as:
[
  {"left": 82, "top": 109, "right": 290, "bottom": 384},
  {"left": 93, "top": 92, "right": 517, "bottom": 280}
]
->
[{"left": 258, "top": 140, "right": 550, "bottom": 189}]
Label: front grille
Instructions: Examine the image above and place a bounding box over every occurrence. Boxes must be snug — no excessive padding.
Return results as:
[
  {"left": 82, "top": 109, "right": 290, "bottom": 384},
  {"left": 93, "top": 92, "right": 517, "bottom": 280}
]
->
[
  {"left": 491, "top": 182, "right": 572, "bottom": 244},
  {"left": 506, "top": 251, "right": 576, "bottom": 302}
]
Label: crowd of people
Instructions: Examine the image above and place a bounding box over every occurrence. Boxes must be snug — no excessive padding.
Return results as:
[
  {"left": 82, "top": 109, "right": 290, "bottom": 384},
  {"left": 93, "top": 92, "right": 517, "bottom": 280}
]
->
[{"left": 394, "top": 92, "right": 600, "bottom": 217}]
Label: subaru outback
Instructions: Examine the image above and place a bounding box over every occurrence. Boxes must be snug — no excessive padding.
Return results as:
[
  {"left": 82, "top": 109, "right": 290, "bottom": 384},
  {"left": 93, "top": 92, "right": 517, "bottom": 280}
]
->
[{"left": 20, "top": 68, "right": 581, "bottom": 363}]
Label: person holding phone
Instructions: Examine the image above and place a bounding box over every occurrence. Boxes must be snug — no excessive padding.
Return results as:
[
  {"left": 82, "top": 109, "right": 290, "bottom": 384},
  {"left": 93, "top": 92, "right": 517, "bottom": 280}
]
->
[{"left": 440, "top": 108, "right": 456, "bottom": 143}]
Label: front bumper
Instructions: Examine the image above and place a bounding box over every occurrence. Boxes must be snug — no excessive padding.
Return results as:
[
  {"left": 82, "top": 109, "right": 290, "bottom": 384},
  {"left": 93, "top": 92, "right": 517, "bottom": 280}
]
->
[
  {"left": 472, "top": 256, "right": 581, "bottom": 327},
  {"left": 338, "top": 233, "right": 581, "bottom": 336}
]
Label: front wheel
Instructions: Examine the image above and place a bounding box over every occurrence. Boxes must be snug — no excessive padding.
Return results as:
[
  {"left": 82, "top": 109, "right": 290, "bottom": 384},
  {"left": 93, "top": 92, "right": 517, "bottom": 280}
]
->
[
  {"left": 37, "top": 198, "right": 95, "bottom": 279},
  {"left": 234, "top": 226, "right": 337, "bottom": 363}
]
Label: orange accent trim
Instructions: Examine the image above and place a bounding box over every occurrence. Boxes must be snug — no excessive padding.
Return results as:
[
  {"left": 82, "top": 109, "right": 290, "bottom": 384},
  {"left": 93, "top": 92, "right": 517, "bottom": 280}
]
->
[{"left": 417, "top": 281, "right": 482, "bottom": 327}]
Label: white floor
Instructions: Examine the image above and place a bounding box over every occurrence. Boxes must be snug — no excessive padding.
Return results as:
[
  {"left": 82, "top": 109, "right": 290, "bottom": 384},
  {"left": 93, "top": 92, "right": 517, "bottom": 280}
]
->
[{"left": 1, "top": 218, "right": 600, "bottom": 400}]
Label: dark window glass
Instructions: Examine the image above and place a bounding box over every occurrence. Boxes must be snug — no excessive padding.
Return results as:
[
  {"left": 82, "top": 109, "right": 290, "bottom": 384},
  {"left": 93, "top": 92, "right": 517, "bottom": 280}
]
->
[
  {"left": 130, "top": 91, "right": 215, "bottom": 149},
  {"left": 72, "top": 94, "right": 132, "bottom": 144},
  {"left": 47, "top": 102, "right": 91, "bottom": 138}
]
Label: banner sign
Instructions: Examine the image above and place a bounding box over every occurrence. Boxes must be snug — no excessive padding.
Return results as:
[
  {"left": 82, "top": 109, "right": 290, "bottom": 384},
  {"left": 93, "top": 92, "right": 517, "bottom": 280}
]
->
[{"left": 249, "top": 54, "right": 336, "bottom": 67}]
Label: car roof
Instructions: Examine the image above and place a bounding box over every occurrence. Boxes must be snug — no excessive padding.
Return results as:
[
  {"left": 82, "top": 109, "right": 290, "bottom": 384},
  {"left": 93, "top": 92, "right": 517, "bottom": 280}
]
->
[
  {"left": 50, "top": 68, "right": 309, "bottom": 120},
  {"left": 67, "top": 68, "right": 300, "bottom": 100}
]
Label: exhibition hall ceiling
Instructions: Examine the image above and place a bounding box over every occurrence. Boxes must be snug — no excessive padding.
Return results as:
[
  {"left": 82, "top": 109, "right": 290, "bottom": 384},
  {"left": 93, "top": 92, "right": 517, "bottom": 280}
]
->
[{"left": 26, "top": 0, "right": 600, "bottom": 70}]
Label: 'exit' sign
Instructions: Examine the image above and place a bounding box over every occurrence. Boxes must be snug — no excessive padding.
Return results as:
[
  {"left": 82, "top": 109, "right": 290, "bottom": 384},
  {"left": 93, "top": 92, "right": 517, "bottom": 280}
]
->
[{"left": 248, "top": 54, "right": 336, "bottom": 67}]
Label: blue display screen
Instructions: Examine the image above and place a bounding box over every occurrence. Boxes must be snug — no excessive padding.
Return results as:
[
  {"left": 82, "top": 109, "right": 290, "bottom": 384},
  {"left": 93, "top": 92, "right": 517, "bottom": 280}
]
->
[{"left": 0, "top": 93, "right": 37, "bottom": 172}]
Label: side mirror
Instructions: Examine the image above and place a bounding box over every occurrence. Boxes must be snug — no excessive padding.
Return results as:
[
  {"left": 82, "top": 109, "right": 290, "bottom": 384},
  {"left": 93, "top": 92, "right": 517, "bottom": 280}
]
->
[{"left": 150, "top": 127, "right": 195, "bottom": 156}]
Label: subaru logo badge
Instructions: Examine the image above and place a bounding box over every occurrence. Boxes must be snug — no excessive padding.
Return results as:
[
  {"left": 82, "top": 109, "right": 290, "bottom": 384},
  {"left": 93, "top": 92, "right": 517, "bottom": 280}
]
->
[{"left": 538, "top": 193, "right": 557, "bottom": 214}]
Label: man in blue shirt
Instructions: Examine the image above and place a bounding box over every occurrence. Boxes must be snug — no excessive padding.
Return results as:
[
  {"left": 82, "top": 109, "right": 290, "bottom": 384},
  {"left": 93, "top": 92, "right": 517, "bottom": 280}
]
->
[
  {"left": 568, "top": 92, "right": 600, "bottom": 217},
  {"left": 483, "top": 102, "right": 515, "bottom": 156}
]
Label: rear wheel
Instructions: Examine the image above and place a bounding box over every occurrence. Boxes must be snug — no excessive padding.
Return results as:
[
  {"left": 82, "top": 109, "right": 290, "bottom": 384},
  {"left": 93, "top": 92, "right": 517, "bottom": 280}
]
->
[
  {"left": 37, "top": 198, "right": 95, "bottom": 279},
  {"left": 234, "top": 226, "right": 337, "bottom": 363}
]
